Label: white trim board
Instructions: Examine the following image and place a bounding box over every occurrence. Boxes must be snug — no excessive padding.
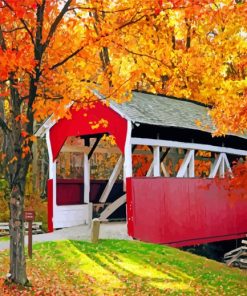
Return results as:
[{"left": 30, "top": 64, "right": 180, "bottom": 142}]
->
[
  {"left": 177, "top": 150, "right": 195, "bottom": 178},
  {"left": 35, "top": 102, "right": 74, "bottom": 137},
  {"left": 130, "top": 138, "right": 247, "bottom": 156}
]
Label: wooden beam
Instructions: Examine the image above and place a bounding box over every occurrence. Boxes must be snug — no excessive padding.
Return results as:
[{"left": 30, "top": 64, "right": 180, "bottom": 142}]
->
[
  {"left": 46, "top": 130, "right": 54, "bottom": 178},
  {"left": 84, "top": 153, "right": 90, "bottom": 204},
  {"left": 146, "top": 161, "right": 154, "bottom": 177},
  {"left": 153, "top": 146, "right": 160, "bottom": 177},
  {"left": 189, "top": 150, "right": 195, "bottom": 177},
  {"left": 161, "top": 148, "right": 170, "bottom": 162},
  {"left": 88, "top": 135, "right": 103, "bottom": 159},
  {"left": 161, "top": 162, "right": 170, "bottom": 177},
  {"left": 177, "top": 150, "right": 194, "bottom": 177},
  {"left": 61, "top": 145, "right": 120, "bottom": 154},
  {"left": 209, "top": 153, "right": 224, "bottom": 178},
  {"left": 222, "top": 153, "right": 233, "bottom": 176},
  {"left": 160, "top": 148, "right": 170, "bottom": 177},
  {"left": 123, "top": 121, "right": 132, "bottom": 189},
  {"left": 99, "top": 194, "right": 126, "bottom": 220},
  {"left": 46, "top": 130, "right": 57, "bottom": 225},
  {"left": 99, "top": 155, "right": 124, "bottom": 203},
  {"left": 84, "top": 138, "right": 90, "bottom": 147},
  {"left": 209, "top": 153, "right": 233, "bottom": 178},
  {"left": 146, "top": 148, "right": 170, "bottom": 177},
  {"left": 131, "top": 137, "right": 247, "bottom": 156},
  {"left": 219, "top": 155, "right": 225, "bottom": 178}
]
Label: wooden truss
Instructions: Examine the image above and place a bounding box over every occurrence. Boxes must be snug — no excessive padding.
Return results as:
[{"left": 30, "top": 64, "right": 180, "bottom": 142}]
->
[{"left": 46, "top": 122, "right": 247, "bottom": 226}]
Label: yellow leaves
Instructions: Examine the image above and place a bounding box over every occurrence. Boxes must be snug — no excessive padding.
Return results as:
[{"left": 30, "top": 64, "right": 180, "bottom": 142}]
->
[
  {"left": 102, "top": 134, "right": 116, "bottom": 146},
  {"left": 89, "top": 118, "right": 108, "bottom": 130}
]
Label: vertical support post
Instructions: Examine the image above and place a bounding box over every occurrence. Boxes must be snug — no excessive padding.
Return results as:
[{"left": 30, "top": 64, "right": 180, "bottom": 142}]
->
[
  {"left": 188, "top": 150, "right": 195, "bottom": 177},
  {"left": 153, "top": 146, "right": 160, "bottom": 177},
  {"left": 84, "top": 153, "right": 90, "bottom": 204},
  {"left": 209, "top": 153, "right": 224, "bottom": 178},
  {"left": 124, "top": 121, "right": 132, "bottom": 190},
  {"left": 46, "top": 130, "right": 56, "bottom": 231},
  {"left": 52, "top": 161, "right": 57, "bottom": 225},
  {"left": 177, "top": 150, "right": 194, "bottom": 178},
  {"left": 91, "top": 218, "right": 100, "bottom": 243},
  {"left": 219, "top": 156, "right": 225, "bottom": 178}
]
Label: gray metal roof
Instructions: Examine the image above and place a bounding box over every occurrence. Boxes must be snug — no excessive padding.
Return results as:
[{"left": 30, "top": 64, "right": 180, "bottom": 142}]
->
[{"left": 110, "top": 92, "right": 247, "bottom": 140}]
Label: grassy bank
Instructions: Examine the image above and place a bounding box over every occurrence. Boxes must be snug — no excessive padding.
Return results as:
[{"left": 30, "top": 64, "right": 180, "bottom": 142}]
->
[{"left": 0, "top": 240, "right": 246, "bottom": 295}]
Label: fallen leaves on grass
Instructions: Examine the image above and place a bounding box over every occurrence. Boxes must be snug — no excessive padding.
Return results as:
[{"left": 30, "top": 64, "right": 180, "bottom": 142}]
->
[{"left": 0, "top": 240, "right": 247, "bottom": 296}]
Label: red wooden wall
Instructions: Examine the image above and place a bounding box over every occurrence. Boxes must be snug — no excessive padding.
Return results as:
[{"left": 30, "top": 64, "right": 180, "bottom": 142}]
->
[
  {"left": 56, "top": 179, "right": 84, "bottom": 205},
  {"left": 126, "top": 177, "right": 247, "bottom": 247}
]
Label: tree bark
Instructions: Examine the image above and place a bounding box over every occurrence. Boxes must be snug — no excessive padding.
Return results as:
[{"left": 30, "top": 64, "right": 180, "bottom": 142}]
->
[
  {"left": 3, "top": 78, "right": 31, "bottom": 285},
  {"left": 9, "top": 184, "right": 28, "bottom": 285}
]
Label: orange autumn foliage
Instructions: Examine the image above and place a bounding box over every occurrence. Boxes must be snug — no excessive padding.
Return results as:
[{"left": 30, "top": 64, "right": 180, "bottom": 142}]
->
[{"left": 0, "top": 0, "right": 247, "bottom": 284}]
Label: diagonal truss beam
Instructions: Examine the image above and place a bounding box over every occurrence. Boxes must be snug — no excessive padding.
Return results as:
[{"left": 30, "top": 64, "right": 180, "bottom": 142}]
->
[
  {"left": 99, "top": 155, "right": 124, "bottom": 203},
  {"left": 176, "top": 150, "right": 195, "bottom": 178}
]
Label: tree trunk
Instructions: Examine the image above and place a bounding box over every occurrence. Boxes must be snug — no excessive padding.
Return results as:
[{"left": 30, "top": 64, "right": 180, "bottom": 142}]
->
[{"left": 9, "top": 184, "right": 28, "bottom": 285}]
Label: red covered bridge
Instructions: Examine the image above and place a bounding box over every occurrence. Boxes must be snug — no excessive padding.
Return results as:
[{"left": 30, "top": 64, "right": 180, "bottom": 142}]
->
[{"left": 37, "top": 91, "right": 247, "bottom": 247}]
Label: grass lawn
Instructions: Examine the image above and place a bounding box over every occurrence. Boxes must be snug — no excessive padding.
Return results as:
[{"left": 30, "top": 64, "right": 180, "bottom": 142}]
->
[{"left": 0, "top": 239, "right": 247, "bottom": 295}]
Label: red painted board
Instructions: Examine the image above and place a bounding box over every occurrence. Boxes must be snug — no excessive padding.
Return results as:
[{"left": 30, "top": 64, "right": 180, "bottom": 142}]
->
[
  {"left": 56, "top": 179, "right": 84, "bottom": 205},
  {"left": 56, "top": 179, "right": 124, "bottom": 205},
  {"left": 50, "top": 101, "right": 127, "bottom": 160},
  {"left": 47, "top": 179, "right": 53, "bottom": 233},
  {"left": 126, "top": 177, "right": 134, "bottom": 237},
  {"left": 127, "top": 177, "right": 247, "bottom": 247}
]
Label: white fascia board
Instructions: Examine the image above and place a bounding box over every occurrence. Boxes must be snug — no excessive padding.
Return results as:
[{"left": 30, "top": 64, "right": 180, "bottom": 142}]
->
[
  {"left": 92, "top": 89, "right": 133, "bottom": 122},
  {"left": 35, "top": 102, "right": 74, "bottom": 137},
  {"left": 130, "top": 137, "right": 247, "bottom": 156},
  {"left": 35, "top": 116, "right": 56, "bottom": 137}
]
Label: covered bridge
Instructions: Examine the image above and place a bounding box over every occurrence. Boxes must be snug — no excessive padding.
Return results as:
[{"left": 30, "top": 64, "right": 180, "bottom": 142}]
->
[{"left": 37, "top": 91, "right": 247, "bottom": 247}]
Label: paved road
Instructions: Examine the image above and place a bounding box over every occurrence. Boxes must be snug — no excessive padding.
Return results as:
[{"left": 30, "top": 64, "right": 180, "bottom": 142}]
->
[{"left": 0, "top": 222, "right": 131, "bottom": 251}]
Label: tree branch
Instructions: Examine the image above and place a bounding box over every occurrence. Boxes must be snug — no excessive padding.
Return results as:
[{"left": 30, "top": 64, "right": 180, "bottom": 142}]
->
[
  {"left": 42, "top": 0, "right": 72, "bottom": 52},
  {"left": 49, "top": 10, "right": 148, "bottom": 71},
  {"left": 49, "top": 45, "right": 85, "bottom": 70},
  {"left": 0, "top": 26, "right": 7, "bottom": 50},
  {"left": 1, "top": 26, "right": 25, "bottom": 33},
  {"left": 2, "top": 0, "right": 35, "bottom": 45}
]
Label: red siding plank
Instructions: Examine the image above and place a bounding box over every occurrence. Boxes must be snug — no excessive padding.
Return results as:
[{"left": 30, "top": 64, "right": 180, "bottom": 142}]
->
[
  {"left": 126, "top": 177, "right": 134, "bottom": 237},
  {"left": 127, "top": 177, "right": 247, "bottom": 246}
]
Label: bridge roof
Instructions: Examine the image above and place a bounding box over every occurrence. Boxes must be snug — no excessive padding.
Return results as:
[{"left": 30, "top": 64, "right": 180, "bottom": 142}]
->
[{"left": 111, "top": 92, "right": 247, "bottom": 140}]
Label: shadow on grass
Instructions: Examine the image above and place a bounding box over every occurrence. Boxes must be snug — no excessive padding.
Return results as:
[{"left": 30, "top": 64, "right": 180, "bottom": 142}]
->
[
  {"left": 1, "top": 239, "right": 246, "bottom": 295},
  {"left": 68, "top": 240, "right": 196, "bottom": 295}
]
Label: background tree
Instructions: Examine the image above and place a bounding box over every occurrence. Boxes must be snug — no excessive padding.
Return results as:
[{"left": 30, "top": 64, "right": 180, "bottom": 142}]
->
[{"left": 0, "top": 0, "right": 246, "bottom": 285}]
